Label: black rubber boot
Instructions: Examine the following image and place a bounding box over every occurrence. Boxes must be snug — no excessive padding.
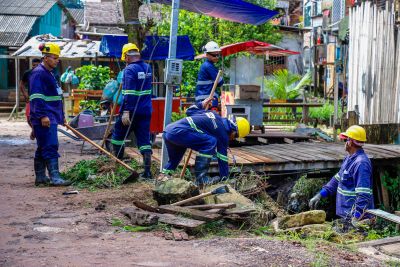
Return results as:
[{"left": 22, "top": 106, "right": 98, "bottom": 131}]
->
[
  {"left": 194, "top": 156, "right": 213, "bottom": 187},
  {"left": 46, "top": 158, "right": 72, "bottom": 186},
  {"left": 139, "top": 152, "right": 153, "bottom": 180},
  {"left": 113, "top": 144, "right": 125, "bottom": 160},
  {"left": 34, "top": 158, "right": 50, "bottom": 186}
]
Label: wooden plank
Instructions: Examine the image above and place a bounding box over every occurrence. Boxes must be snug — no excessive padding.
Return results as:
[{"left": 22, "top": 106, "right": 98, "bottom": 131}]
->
[
  {"left": 263, "top": 144, "right": 318, "bottom": 161},
  {"left": 229, "top": 149, "right": 264, "bottom": 164},
  {"left": 284, "top": 138, "right": 294, "bottom": 144},
  {"left": 158, "top": 205, "right": 222, "bottom": 221},
  {"left": 246, "top": 145, "right": 302, "bottom": 162},
  {"left": 158, "top": 213, "right": 205, "bottom": 229},
  {"left": 238, "top": 146, "right": 288, "bottom": 163},
  {"left": 294, "top": 142, "right": 345, "bottom": 160},
  {"left": 121, "top": 207, "right": 205, "bottom": 229},
  {"left": 132, "top": 199, "right": 159, "bottom": 213},
  {"left": 366, "top": 209, "right": 400, "bottom": 224},
  {"left": 364, "top": 145, "right": 400, "bottom": 158},
  {"left": 289, "top": 143, "right": 343, "bottom": 161},
  {"left": 234, "top": 147, "right": 278, "bottom": 163},
  {"left": 223, "top": 208, "right": 256, "bottom": 215},
  {"left": 185, "top": 203, "right": 236, "bottom": 210}
]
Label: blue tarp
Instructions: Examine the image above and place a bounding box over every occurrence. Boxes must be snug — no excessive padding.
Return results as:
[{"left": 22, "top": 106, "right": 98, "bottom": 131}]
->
[
  {"left": 154, "top": 0, "right": 278, "bottom": 25},
  {"left": 99, "top": 35, "right": 195, "bottom": 61}
]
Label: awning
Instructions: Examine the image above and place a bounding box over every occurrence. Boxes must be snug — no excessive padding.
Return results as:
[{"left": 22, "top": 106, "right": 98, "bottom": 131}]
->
[
  {"left": 100, "top": 35, "right": 195, "bottom": 60},
  {"left": 195, "top": 40, "right": 300, "bottom": 59},
  {"left": 153, "top": 0, "right": 278, "bottom": 25},
  {"left": 12, "top": 34, "right": 103, "bottom": 58}
]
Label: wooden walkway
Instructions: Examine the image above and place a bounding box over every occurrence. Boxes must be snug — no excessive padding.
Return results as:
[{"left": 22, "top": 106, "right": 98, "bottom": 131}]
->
[{"left": 125, "top": 142, "right": 400, "bottom": 174}]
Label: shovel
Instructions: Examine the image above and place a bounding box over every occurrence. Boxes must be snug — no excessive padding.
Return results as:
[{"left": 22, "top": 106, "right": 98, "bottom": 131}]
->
[
  {"left": 64, "top": 124, "right": 139, "bottom": 182},
  {"left": 171, "top": 185, "right": 229, "bottom": 206}
]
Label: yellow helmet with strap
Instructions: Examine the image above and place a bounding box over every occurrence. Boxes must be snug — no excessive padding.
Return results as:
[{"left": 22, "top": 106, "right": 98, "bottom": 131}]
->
[
  {"left": 121, "top": 43, "right": 140, "bottom": 61},
  {"left": 39, "top": 43, "right": 60, "bottom": 56},
  {"left": 236, "top": 117, "right": 250, "bottom": 138},
  {"left": 339, "top": 125, "right": 367, "bottom": 142}
]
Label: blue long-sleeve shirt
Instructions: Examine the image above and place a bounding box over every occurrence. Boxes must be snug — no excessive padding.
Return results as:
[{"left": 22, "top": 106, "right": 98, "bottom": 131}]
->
[
  {"left": 29, "top": 64, "right": 64, "bottom": 126},
  {"left": 121, "top": 60, "right": 152, "bottom": 114},
  {"left": 320, "top": 149, "right": 374, "bottom": 220},
  {"left": 195, "top": 60, "right": 223, "bottom": 101}
]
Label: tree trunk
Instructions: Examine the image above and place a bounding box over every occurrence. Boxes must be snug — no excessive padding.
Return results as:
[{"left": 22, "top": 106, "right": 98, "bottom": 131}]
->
[{"left": 122, "top": 0, "right": 142, "bottom": 47}]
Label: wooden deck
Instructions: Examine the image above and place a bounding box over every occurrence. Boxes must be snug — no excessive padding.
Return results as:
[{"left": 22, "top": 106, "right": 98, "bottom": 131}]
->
[{"left": 125, "top": 142, "right": 400, "bottom": 174}]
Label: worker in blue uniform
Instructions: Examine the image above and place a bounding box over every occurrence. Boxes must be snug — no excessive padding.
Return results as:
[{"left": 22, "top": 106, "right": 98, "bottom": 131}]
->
[
  {"left": 29, "top": 43, "right": 71, "bottom": 186},
  {"left": 309, "top": 125, "right": 374, "bottom": 230},
  {"left": 159, "top": 99, "right": 250, "bottom": 186},
  {"left": 111, "top": 43, "right": 153, "bottom": 180},
  {"left": 195, "top": 41, "right": 224, "bottom": 111}
]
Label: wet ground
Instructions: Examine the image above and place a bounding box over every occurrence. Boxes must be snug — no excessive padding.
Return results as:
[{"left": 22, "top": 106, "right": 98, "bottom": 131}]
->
[{"left": 0, "top": 119, "right": 385, "bottom": 266}]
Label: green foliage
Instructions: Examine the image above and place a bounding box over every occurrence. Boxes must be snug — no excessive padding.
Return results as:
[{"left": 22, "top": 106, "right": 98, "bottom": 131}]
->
[
  {"left": 265, "top": 70, "right": 311, "bottom": 100},
  {"left": 155, "top": 5, "right": 281, "bottom": 96},
  {"left": 122, "top": 225, "right": 152, "bottom": 232},
  {"left": 381, "top": 171, "right": 400, "bottom": 211},
  {"left": 292, "top": 175, "right": 327, "bottom": 199},
  {"left": 171, "top": 110, "right": 187, "bottom": 122},
  {"left": 61, "top": 157, "right": 139, "bottom": 190},
  {"left": 309, "top": 102, "right": 335, "bottom": 122},
  {"left": 79, "top": 100, "right": 100, "bottom": 112},
  {"left": 75, "top": 65, "right": 112, "bottom": 90}
]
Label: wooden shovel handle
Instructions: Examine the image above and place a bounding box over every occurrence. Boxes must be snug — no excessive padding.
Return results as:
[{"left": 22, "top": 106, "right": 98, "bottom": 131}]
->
[
  {"left": 171, "top": 191, "right": 213, "bottom": 206},
  {"left": 64, "top": 124, "right": 136, "bottom": 173}
]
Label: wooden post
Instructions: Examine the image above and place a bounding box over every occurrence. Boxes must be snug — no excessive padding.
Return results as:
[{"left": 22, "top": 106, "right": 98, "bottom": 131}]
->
[
  {"left": 378, "top": 168, "right": 390, "bottom": 211},
  {"left": 347, "top": 110, "right": 359, "bottom": 126}
]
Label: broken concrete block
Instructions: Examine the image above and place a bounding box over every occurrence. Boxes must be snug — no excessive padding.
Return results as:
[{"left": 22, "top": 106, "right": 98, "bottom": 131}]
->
[
  {"left": 121, "top": 207, "right": 159, "bottom": 226},
  {"left": 153, "top": 179, "right": 200, "bottom": 205},
  {"left": 277, "top": 210, "right": 326, "bottom": 229},
  {"left": 203, "top": 184, "right": 255, "bottom": 213}
]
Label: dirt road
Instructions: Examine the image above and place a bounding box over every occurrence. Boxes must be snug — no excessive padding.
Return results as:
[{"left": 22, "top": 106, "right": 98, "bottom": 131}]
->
[{"left": 0, "top": 120, "right": 383, "bottom": 266}]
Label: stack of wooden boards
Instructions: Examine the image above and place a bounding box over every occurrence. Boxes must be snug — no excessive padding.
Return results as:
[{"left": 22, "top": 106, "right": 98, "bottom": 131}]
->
[{"left": 121, "top": 199, "right": 255, "bottom": 231}]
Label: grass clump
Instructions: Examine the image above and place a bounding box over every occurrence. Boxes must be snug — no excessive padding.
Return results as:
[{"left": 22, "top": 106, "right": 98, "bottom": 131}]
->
[{"left": 61, "top": 156, "right": 139, "bottom": 190}]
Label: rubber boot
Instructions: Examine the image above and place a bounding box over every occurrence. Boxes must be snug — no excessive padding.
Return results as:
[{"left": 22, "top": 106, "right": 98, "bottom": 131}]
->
[
  {"left": 139, "top": 152, "right": 153, "bottom": 180},
  {"left": 113, "top": 144, "right": 125, "bottom": 160},
  {"left": 46, "top": 158, "right": 72, "bottom": 186},
  {"left": 34, "top": 158, "right": 50, "bottom": 186},
  {"left": 194, "top": 156, "right": 212, "bottom": 187}
]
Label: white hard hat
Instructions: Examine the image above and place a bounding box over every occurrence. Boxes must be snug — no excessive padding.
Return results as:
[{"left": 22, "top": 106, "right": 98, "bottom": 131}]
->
[{"left": 203, "top": 41, "right": 221, "bottom": 53}]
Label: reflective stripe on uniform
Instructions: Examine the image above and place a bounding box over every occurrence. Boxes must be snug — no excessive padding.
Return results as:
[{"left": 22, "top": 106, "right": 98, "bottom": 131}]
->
[
  {"left": 111, "top": 139, "right": 125, "bottom": 145},
  {"left": 198, "top": 153, "right": 213, "bottom": 158},
  {"left": 196, "top": 80, "right": 214, "bottom": 85},
  {"left": 122, "top": 89, "right": 152, "bottom": 96},
  {"left": 30, "top": 93, "right": 62, "bottom": 101},
  {"left": 337, "top": 187, "right": 356, "bottom": 197},
  {"left": 355, "top": 187, "right": 373, "bottom": 194},
  {"left": 139, "top": 145, "right": 152, "bottom": 151},
  {"left": 186, "top": 117, "right": 204, "bottom": 133},
  {"left": 216, "top": 152, "right": 228, "bottom": 162},
  {"left": 334, "top": 173, "right": 340, "bottom": 181}
]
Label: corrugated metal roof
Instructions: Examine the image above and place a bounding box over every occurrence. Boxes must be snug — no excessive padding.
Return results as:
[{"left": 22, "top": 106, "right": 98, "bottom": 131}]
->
[
  {"left": 0, "top": 15, "right": 37, "bottom": 46},
  {"left": 67, "top": 8, "right": 84, "bottom": 24},
  {"left": 0, "top": 0, "right": 56, "bottom": 16},
  {"left": 13, "top": 34, "right": 104, "bottom": 58},
  {"left": 84, "top": 1, "right": 124, "bottom": 25}
]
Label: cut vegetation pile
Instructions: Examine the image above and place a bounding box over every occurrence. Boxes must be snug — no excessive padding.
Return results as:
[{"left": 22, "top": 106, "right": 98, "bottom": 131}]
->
[{"left": 61, "top": 157, "right": 140, "bottom": 190}]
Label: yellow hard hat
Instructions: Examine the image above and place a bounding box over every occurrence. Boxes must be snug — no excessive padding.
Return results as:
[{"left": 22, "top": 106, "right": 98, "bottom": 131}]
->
[
  {"left": 39, "top": 43, "right": 60, "bottom": 56},
  {"left": 339, "top": 125, "right": 367, "bottom": 142},
  {"left": 236, "top": 117, "right": 250, "bottom": 138},
  {"left": 121, "top": 43, "right": 139, "bottom": 61}
]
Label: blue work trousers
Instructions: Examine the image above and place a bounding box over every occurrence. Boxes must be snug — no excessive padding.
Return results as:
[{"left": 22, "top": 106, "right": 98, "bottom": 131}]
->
[
  {"left": 33, "top": 124, "right": 60, "bottom": 159},
  {"left": 112, "top": 111, "right": 152, "bottom": 154},
  {"left": 163, "top": 127, "right": 217, "bottom": 172}
]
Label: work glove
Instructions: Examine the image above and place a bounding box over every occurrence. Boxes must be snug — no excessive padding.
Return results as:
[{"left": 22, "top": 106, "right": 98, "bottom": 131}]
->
[
  {"left": 122, "top": 111, "right": 131, "bottom": 126},
  {"left": 309, "top": 193, "right": 322, "bottom": 209}
]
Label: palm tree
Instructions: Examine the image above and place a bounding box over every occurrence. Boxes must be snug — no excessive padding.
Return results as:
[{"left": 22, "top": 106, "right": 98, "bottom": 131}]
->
[{"left": 265, "top": 69, "right": 312, "bottom": 100}]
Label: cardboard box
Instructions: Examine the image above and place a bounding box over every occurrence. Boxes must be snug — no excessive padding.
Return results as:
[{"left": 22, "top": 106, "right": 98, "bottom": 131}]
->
[{"left": 234, "top": 85, "right": 260, "bottom": 100}]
